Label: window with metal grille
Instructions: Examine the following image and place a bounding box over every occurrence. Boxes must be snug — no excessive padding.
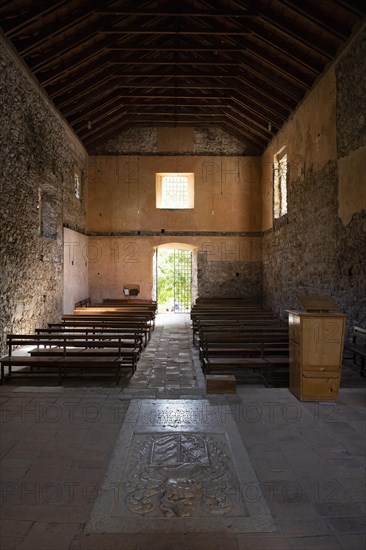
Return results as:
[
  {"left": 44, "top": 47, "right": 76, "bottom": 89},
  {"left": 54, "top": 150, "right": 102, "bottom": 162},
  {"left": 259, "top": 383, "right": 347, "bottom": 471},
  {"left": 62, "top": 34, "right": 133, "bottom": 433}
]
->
[{"left": 156, "top": 172, "right": 194, "bottom": 209}]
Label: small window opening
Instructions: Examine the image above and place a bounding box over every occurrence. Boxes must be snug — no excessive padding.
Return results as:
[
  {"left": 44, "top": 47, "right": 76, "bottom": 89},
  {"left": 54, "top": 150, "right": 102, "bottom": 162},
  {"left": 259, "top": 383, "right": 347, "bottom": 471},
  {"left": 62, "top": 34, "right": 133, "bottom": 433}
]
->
[
  {"left": 74, "top": 172, "right": 81, "bottom": 199},
  {"left": 273, "top": 148, "right": 287, "bottom": 219},
  {"left": 156, "top": 173, "right": 194, "bottom": 209}
]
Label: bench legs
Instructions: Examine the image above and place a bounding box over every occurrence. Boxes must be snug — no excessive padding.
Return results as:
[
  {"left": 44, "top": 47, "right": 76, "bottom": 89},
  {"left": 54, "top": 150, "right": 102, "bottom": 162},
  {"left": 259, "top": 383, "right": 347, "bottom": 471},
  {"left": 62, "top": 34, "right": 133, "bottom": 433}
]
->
[{"left": 0, "top": 363, "right": 12, "bottom": 384}]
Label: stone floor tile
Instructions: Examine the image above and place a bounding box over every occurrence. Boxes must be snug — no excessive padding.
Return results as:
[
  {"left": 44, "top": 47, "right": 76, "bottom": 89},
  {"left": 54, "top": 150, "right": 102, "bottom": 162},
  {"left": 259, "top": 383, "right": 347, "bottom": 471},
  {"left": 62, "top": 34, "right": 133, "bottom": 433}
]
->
[
  {"left": 276, "top": 517, "right": 331, "bottom": 536},
  {"left": 71, "top": 533, "right": 240, "bottom": 550},
  {"left": 0, "top": 504, "right": 45, "bottom": 522},
  {"left": 336, "top": 533, "right": 366, "bottom": 550},
  {"left": 0, "top": 536, "right": 24, "bottom": 550},
  {"left": 1, "top": 315, "right": 365, "bottom": 550},
  {"left": 16, "top": 521, "right": 83, "bottom": 550},
  {"left": 237, "top": 535, "right": 291, "bottom": 549},
  {"left": 39, "top": 503, "right": 93, "bottom": 523},
  {"left": 289, "top": 535, "right": 343, "bottom": 549},
  {"left": 325, "top": 516, "right": 366, "bottom": 534},
  {"left": 271, "top": 502, "right": 321, "bottom": 521},
  {"left": 315, "top": 501, "right": 366, "bottom": 517},
  {"left": 0, "top": 518, "right": 33, "bottom": 537}
]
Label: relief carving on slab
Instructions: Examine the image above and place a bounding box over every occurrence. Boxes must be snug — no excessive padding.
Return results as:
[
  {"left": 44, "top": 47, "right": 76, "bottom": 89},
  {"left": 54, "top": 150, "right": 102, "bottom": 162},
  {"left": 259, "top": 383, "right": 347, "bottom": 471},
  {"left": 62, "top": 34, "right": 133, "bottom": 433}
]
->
[{"left": 124, "top": 433, "right": 244, "bottom": 517}]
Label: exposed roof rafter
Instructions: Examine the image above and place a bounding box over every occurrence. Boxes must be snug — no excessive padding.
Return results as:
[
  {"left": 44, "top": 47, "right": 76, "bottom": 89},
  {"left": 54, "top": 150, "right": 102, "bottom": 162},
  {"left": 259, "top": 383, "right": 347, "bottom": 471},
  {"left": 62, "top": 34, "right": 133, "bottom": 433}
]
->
[{"left": 0, "top": 0, "right": 364, "bottom": 154}]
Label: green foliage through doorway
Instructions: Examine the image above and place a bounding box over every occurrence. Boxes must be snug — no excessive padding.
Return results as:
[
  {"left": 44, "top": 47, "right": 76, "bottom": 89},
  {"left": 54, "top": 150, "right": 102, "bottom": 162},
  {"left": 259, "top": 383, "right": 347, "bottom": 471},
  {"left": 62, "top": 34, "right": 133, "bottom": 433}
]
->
[{"left": 157, "top": 249, "right": 191, "bottom": 313}]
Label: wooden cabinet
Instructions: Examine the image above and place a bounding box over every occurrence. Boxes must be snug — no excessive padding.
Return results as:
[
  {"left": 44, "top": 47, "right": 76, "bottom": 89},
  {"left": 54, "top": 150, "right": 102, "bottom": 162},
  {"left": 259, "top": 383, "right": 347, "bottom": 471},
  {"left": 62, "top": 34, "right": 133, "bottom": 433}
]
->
[{"left": 288, "top": 311, "right": 346, "bottom": 401}]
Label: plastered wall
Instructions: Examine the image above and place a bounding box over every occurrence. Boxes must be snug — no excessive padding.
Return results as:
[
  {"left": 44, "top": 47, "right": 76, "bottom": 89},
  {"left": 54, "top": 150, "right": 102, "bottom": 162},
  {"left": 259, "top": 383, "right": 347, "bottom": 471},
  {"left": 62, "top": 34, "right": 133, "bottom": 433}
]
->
[
  {"left": 86, "top": 151, "right": 263, "bottom": 303},
  {"left": 87, "top": 155, "right": 261, "bottom": 233},
  {"left": 87, "top": 235, "right": 262, "bottom": 304},
  {"left": 63, "top": 228, "right": 89, "bottom": 313}
]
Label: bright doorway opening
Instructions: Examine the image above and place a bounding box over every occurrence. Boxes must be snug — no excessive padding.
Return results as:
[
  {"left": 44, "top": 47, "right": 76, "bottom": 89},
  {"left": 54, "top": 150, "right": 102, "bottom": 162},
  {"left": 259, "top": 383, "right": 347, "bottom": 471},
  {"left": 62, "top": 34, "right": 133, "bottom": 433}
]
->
[{"left": 153, "top": 247, "right": 194, "bottom": 313}]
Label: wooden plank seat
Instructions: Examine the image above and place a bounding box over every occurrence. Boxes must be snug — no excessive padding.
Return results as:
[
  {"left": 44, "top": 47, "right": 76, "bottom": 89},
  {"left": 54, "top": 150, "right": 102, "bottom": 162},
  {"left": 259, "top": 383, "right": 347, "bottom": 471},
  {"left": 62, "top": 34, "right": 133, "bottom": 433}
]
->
[
  {"left": 29, "top": 347, "right": 139, "bottom": 370},
  {"left": 200, "top": 344, "right": 289, "bottom": 363},
  {"left": 0, "top": 333, "right": 140, "bottom": 384},
  {"left": 65, "top": 313, "right": 153, "bottom": 325},
  {"left": 0, "top": 356, "right": 125, "bottom": 385},
  {"left": 198, "top": 330, "right": 289, "bottom": 341},
  {"left": 35, "top": 328, "right": 143, "bottom": 351},
  {"left": 344, "top": 326, "right": 366, "bottom": 376},
  {"left": 198, "top": 332, "right": 289, "bottom": 344},
  {"left": 96, "top": 301, "right": 157, "bottom": 312},
  {"left": 194, "top": 321, "right": 287, "bottom": 344},
  {"left": 4, "top": 334, "right": 140, "bottom": 363},
  {"left": 57, "top": 318, "right": 151, "bottom": 345},
  {"left": 63, "top": 313, "right": 152, "bottom": 324},
  {"left": 89, "top": 305, "right": 157, "bottom": 326},
  {"left": 5, "top": 333, "right": 139, "bottom": 347},
  {"left": 202, "top": 356, "right": 289, "bottom": 387},
  {"left": 194, "top": 299, "right": 290, "bottom": 387},
  {"left": 72, "top": 308, "right": 156, "bottom": 329}
]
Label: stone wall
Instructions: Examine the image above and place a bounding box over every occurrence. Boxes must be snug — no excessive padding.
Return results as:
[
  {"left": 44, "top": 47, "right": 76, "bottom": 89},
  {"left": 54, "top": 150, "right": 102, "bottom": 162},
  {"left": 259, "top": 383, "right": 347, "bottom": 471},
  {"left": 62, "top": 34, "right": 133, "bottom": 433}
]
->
[
  {"left": 263, "top": 161, "right": 366, "bottom": 331},
  {"left": 336, "top": 30, "right": 366, "bottom": 157},
  {"left": 92, "top": 126, "right": 247, "bottom": 156},
  {"left": 197, "top": 253, "right": 263, "bottom": 302},
  {"left": 262, "top": 29, "right": 366, "bottom": 334},
  {"left": 263, "top": 162, "right": 339, "bottom": 313},
  {"left": 0, "top": 38, "right": 88, "bottom": 354}
]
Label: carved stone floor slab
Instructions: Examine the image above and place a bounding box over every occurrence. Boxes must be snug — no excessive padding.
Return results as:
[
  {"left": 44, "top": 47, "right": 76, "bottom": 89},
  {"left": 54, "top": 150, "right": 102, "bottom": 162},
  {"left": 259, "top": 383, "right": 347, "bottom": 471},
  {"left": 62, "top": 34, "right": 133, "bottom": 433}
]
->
[{"left": 86, "top": 399, "right": 277, "bottom": 534}]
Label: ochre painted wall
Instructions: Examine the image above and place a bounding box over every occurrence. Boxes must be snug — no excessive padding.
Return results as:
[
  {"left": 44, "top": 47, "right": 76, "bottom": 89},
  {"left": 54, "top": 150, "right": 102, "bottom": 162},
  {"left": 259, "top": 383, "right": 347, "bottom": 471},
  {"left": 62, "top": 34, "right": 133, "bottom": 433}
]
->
[
  {"left": 87, "top": 156, "right": 261, "bottom": 233},
  {"left": 87, "top": 236, "right": 262, "bottom": 303},
  {"left": 261, "top": 68, "right": 338, "bottom": 230}
]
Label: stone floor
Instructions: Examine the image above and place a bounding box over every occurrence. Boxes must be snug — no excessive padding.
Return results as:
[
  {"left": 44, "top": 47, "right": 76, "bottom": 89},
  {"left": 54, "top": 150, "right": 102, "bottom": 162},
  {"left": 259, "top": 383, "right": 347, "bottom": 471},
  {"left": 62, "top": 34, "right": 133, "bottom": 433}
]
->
[{"left": 0, "top": 314, "right": 365, "bottom": 549}]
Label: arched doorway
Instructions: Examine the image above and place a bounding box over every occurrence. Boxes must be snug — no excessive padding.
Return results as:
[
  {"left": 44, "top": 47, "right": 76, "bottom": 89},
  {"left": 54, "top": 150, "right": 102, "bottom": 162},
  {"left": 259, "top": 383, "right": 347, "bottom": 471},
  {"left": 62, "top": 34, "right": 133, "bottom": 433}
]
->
[{"left": 153, "top": 243, "right": 197, "bottom": 313}]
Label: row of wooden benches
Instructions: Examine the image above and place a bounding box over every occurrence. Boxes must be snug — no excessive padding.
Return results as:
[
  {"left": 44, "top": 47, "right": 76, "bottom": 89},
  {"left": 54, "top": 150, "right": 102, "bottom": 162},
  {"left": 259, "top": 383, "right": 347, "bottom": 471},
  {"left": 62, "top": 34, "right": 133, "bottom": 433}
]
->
[
  {"left": 192, "top": 299, "right": 290, "bottom": 387},
  {"left": 0, "top": 304, "right": 157, "bottom": 384},
  {"left": 344, "top": 325, "right": 366, "bottom": 377}
]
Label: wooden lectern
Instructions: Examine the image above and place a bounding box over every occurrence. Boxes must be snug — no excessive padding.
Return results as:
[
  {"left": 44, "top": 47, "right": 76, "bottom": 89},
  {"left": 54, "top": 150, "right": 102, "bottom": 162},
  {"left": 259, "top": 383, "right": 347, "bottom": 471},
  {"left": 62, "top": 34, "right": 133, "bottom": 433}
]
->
[{"left": 287, "top": 295, "right": 346, "bottom": 401}]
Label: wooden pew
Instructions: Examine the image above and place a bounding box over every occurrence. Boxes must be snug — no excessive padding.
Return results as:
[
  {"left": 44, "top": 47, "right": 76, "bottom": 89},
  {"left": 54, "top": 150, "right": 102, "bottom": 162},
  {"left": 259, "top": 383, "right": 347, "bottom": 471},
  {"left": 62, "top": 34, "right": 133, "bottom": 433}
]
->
[
  {"left": 202, "top": 355, "right": 289, "bottom": 387},
  {"left": 344, "top": 325, "right": 366, "bottom": 376},
  {"left": 35, "top": 327, "right": 143, "bottom": 351},
  {"left": 193, "top": 318, "right": 286, "bottom": 344},
  {"left": 72, "top": 307, "right": 156, "bottom": 329},
  {"left": 192, "top": 299, "right": 289, "bottom": 387},
  {"left": 0, "top": 333, "right": 138, "bottom": 385},
  {"left": 59, "top": 316, "right": 151, "bottom": 345}
]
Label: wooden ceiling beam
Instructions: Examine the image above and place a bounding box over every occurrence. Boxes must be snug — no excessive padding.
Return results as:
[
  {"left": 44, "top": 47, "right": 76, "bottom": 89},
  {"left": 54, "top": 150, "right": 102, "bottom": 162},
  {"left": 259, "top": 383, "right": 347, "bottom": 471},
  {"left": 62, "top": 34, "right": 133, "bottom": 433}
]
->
[
  {"left": 112, "top": 60, "right": 240, "bottom": 65},
  {"left": 3, "top": 1, "right": 69, "bottom": 38},
  {"left": 230, "top": 0, "right": 337, "bottom": 59},
  {"left": 61, "top": 87, "right": 121, "bottom": 118},
  {"left": 102, "top": 29, "right": 252, "bottom": 36},
  {"left": 16, "top": 8, "right": 95, "bottom": 56},
  {"left": 109, "top": 45, "right": 247, "bottom": 52},
  {"left": 93, "top": 9, "right": 255, "bottom": 17},
  {"left": 279, "top": 0, "right": 350, "bottom": 40}
]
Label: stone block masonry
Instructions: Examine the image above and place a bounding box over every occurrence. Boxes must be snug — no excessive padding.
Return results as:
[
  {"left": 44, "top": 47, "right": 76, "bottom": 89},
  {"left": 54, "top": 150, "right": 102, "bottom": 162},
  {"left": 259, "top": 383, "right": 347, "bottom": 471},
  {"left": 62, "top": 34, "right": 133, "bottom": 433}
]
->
[{"left": 0, "top": 38, "right": 88, "bottom": 355}]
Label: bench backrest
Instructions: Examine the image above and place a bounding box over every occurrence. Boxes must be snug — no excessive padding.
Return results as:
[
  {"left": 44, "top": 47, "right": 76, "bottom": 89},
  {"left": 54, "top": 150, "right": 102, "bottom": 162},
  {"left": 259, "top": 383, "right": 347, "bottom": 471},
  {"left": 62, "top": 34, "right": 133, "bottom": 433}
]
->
[
  {"left": 353, "top": 326, "right": 366, "bottom": 342},
  {"left": 6, "top": 333, "right": 139, "bottom": 355}
]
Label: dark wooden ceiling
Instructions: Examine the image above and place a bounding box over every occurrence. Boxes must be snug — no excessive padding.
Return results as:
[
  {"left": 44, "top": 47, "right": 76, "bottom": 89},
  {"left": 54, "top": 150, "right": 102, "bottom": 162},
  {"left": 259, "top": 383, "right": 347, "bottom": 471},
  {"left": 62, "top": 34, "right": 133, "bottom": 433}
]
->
[{"left": 1, "top": 0, "right": 365, "bottom": 154}]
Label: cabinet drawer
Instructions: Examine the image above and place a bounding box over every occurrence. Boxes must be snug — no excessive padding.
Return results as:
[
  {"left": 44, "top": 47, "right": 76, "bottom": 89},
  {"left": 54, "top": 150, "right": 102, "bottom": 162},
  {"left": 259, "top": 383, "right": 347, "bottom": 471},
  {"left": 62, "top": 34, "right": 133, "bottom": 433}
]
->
[{"left": 302, "top": 362, "right": 340, "bottom": 373}]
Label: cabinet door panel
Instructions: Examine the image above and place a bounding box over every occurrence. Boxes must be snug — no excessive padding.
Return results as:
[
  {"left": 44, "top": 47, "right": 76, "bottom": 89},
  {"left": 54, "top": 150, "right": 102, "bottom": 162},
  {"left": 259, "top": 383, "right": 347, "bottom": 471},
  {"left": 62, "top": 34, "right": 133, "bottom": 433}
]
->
[
  {"left": 302, "top": 374, "right": 340, "bottom": 400},
  {"left": 302, "top": 318, "right": 344, "bottom": 366}
]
